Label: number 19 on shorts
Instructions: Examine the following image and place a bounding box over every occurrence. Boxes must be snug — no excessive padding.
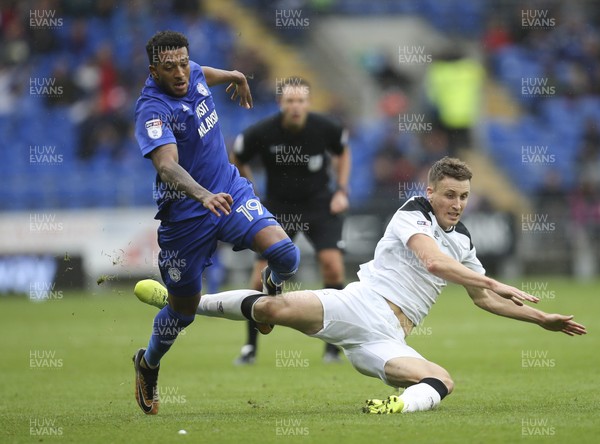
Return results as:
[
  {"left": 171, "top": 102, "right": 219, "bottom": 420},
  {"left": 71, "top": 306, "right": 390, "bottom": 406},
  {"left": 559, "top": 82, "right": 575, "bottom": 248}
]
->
[{"left": 235, "top": 198, "right": 264, "bottom": 221}]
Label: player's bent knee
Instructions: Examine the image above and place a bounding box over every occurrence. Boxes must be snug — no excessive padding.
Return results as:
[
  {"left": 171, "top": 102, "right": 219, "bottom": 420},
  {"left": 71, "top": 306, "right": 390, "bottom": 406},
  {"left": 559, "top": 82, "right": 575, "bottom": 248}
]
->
[
  {"left": 261, "top": 238, "right": 300, "bottom": 281},
  {"left": 384, "top": 358, "right": 454, "bottom": 394},
  {"left": 253, "top": 296, "right": 281, "bottom": 324},
  {"left": 438, "top": 372, "right": 454, "bottom": 394},
  {"left": 424, "top": 365, "right": 453, "bottom": 394}
]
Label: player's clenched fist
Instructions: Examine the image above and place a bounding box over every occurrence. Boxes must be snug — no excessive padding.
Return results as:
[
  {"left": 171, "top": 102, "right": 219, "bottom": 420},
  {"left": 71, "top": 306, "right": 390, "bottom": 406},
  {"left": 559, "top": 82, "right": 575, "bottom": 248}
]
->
[{"left": 201, "top": 192, "right": 233, "bottom": 216}]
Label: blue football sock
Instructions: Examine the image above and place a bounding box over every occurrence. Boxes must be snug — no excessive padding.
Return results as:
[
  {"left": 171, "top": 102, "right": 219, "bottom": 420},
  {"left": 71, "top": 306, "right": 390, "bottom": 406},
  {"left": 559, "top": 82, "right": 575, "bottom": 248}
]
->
[{"left": 144, "top": 304, "right": 194, "bottom": 367}]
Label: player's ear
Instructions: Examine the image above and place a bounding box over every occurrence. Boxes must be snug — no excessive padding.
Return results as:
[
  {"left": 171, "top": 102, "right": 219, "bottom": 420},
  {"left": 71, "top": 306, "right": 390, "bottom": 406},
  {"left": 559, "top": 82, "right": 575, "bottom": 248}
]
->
[
  {"left": 149, "top": 65, "right": 158, "bottom": 80},
  {"left": 426, "top": 186, "right": 434, "bottom": 200}
]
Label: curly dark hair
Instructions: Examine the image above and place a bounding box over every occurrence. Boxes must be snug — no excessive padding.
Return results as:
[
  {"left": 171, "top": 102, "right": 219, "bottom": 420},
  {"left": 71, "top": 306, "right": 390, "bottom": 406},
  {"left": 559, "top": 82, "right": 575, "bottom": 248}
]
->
[{"left": 146, "top": 31, "right": 189, "bottom": 65}]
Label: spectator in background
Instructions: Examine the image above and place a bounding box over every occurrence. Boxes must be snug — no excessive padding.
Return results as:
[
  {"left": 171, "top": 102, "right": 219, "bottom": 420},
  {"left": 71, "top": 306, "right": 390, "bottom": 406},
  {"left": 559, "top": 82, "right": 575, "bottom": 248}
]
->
[
  {"left": 45, "top": 62, "right": 84, "bottom": 107},
  {"left": 372, "top": 132, "right": 417, "bottom": 214},
  {"left": 64, "top": 19, "right": 93, "bottom": 63},
  {"left": 425, "top": 50, "right": 485, "bottom": 154},
  {"left": 577, "top": 119, "right": 600, "bottom": 187},
  {"left": 419, "top": 127, "right": 450, "bottom": 167},
  {"left": 0, "top": 65, "right": 21, "bottom": 115},
  {"left": 72, "top": 42, "right": 133, "bottom": 161},
  {"left": 361, "top": 50, "right": 412, "bottom": 92},
  {"left": 231, "top": 46, "right": 273, "bottom": 104},
  {"left": 0, "top": 10, "right": 29, "bottom": 66},
  {"left": 78, "top": 95, "right": 131, "bottom": 160},
  {"left": 482, "top": 16, "right": 513, "bottom": 54},
  {"left": 27, "top": 0, "right": 61, "bottom": 55}
]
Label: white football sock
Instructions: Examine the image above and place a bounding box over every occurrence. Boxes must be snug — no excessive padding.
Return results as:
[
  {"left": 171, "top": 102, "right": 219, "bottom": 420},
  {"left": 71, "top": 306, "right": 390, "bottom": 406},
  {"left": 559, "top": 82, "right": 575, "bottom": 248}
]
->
[
  {"left": 197, "top": 290, "right": 263, "bottom": 320},
  {"left": 399, "top": 383, "right": 442, "bottom": 412}
]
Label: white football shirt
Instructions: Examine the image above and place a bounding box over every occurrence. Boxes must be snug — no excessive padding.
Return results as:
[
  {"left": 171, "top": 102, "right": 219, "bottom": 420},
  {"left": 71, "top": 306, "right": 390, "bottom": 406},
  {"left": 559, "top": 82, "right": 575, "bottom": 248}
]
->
[{"left": 357, "top": 196, "right": 486, "bottom": 325}]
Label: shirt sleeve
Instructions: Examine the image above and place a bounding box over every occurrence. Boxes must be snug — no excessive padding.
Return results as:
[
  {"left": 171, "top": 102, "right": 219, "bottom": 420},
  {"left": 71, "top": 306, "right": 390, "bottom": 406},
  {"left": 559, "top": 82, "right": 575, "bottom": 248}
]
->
[
  {"left": 134, "top": 99, "right": 177, "bottom": 158},
  {"left": 461, "top": 245, "right": 486, "bottom": 275},
  {"left": 324, "top": 118, "right": 347, "bottom": 156},
  {"left": 389, "top": 209, "right": 436, "bottom": 246}
]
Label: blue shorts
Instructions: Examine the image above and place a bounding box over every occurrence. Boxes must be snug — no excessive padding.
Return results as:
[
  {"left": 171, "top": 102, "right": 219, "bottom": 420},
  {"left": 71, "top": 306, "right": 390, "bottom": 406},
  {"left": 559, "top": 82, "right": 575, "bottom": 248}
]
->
[{"left": 157, "top": 176, "right": 277, "bottom": 296}]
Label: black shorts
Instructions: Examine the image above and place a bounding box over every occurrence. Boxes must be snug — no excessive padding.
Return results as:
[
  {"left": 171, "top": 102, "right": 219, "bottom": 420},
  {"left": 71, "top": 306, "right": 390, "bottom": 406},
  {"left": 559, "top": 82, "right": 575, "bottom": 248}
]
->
[{"left": 264, "top": 195, "right": 345, "bottom": 252}]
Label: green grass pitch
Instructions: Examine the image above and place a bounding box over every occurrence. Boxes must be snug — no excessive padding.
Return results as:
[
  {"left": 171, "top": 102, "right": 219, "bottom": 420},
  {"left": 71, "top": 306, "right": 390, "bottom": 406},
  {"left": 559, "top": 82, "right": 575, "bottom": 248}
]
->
[{"left": 2, "top": 278, "right": 599, "bottom": 443}]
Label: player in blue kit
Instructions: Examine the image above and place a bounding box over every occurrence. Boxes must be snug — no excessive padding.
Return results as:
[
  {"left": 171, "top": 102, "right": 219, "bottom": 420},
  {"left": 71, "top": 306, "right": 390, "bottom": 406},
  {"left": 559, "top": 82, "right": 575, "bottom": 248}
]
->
[{"left": 131, "top": 31, "right": 300, "bottom": 415}]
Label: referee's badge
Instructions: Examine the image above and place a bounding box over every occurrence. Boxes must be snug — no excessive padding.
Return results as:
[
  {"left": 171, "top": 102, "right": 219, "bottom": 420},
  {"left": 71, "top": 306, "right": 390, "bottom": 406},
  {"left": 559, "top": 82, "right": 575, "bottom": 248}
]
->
[
  {"left": 145, "top": 119, "right": 163, "bottom": 140},
  {"left": 307, "top": 154, "right": 323, "bottom": 172},
  {"left": 197, "top": 82, "right": 208, "bottom": 95}
]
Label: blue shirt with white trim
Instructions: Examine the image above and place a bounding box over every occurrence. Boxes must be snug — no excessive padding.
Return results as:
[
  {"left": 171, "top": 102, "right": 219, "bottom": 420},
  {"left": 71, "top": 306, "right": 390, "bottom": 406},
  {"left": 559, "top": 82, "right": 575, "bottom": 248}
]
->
[{"left": 134, "top": 61, "right": 238, "bottom": 222}]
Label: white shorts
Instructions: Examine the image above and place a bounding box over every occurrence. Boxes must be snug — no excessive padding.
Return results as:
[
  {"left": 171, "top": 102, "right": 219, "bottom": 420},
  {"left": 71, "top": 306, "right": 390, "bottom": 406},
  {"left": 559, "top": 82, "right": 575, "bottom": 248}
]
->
[{"left": 309, "top": 281, "right": 425, "bottom": 386}]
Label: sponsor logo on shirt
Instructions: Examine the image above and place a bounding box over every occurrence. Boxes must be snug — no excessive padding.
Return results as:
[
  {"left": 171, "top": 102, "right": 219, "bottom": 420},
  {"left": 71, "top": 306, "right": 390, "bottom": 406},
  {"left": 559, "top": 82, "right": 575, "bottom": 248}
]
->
[
  {"left": 417, "top": 220, "right": 430, "bottom": 226},
  {"left": 195, "top": 100, "right": 219, "bottom": 138}
]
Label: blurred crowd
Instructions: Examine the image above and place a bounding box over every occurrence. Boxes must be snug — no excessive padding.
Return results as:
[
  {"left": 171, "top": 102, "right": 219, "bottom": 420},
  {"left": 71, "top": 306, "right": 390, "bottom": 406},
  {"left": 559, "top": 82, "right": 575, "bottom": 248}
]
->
[
  {"left": 1, "top": 0, "right": 599, "bottom": 253},
  {"left": 0, "top": 0, "right": 274, "bottom": 164}
]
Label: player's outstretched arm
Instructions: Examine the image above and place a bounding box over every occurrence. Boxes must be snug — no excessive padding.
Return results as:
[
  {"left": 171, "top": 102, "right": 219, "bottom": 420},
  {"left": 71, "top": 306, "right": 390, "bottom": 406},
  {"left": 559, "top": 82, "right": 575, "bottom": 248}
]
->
[
  {"left": 408, "top": 234, "right": 539, "bottom": 305},
  {"left": 465, "top": 286, "right": 587, "bottom": 336},
  {"left": 201, "top": 66, "right": 253, "bottom": 109},
  {"left": 150, "top": 143, "right": 232, "bottom": 217}
]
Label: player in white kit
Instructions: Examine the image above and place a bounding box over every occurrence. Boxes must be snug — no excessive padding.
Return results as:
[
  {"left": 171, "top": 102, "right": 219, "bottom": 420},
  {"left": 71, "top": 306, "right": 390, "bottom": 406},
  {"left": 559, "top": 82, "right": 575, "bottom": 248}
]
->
[{"left": 135, "top": 157, "right": 586, "bottom": 413}]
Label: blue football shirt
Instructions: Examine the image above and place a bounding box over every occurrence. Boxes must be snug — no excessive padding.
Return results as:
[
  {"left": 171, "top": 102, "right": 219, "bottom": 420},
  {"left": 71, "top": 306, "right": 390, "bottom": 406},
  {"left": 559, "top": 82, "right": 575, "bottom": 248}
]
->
[{"left": 134, "top": 61, "right": 238, "bottom": 222}]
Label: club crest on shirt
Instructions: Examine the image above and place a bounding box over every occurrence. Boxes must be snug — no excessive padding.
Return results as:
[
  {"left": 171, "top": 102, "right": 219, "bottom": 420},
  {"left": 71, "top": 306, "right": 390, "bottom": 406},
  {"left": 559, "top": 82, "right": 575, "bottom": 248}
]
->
[
  {"left": 196, "top": 82, "right": 208, "bottom": 95},
  {"left": 168, "top": 267, "right": 181, "bottom": 282},
  {"left": 145, "top": 119, "right": 163, "bottom": 139},
  {"left": 307, "top": 154, "right": 323, "bottom": 172}
]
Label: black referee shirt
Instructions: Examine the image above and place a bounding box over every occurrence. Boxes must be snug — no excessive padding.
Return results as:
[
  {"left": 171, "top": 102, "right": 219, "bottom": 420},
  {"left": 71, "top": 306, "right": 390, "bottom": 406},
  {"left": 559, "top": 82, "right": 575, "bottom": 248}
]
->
[{"left": 233, "top": 112, "right": 347, "bottom": 203}]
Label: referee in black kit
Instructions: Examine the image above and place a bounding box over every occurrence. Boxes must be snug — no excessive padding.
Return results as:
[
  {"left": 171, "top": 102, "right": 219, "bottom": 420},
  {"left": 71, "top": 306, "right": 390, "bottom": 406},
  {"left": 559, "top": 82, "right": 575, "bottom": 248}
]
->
[{"left": 231, "top": 77, "right": 351, "bottom": 364}]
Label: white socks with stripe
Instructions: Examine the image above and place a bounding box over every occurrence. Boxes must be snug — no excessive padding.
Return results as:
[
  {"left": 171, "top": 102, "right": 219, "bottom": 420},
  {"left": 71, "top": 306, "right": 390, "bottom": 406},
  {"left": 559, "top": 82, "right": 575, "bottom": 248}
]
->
[
  {"left": 399, "top": 378, "right": 448, "bottom": 412},
  {"left": 196, "top": 290, "right": 263, "bottom": 321}
]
